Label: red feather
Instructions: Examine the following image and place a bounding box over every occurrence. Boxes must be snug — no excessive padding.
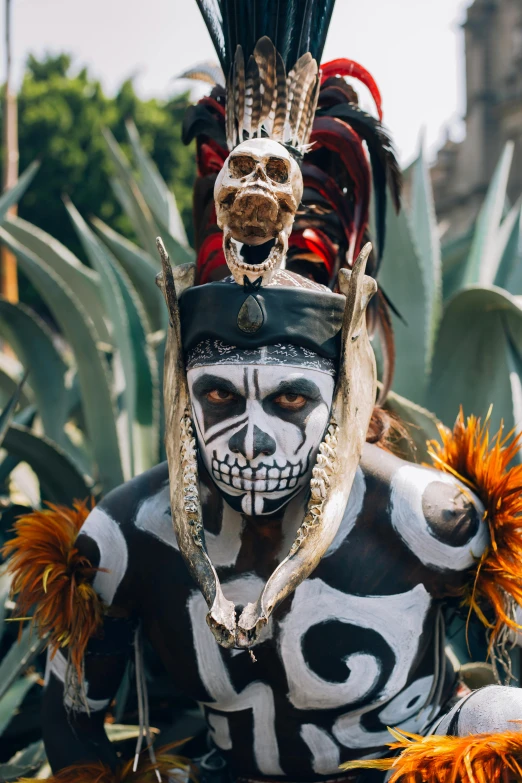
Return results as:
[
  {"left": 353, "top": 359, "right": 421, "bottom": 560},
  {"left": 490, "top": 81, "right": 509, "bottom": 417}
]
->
[{"left": 320, "top": 58, "right": 383, "bottom": 120}]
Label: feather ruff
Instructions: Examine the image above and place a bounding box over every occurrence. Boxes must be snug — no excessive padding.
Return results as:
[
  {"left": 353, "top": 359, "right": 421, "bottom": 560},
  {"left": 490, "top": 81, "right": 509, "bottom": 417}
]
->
[
  {"left": 20, "top": 743, "right": 196, "bottom": 783},
  {"left": 427, "top": 409, "right": 522, "bottom": 662},
  {"left": 341, "top": 726, "right": 522, "bottom": 782},
  {"left": 2, "top": 500, "right": 103, "bottom": 680}
]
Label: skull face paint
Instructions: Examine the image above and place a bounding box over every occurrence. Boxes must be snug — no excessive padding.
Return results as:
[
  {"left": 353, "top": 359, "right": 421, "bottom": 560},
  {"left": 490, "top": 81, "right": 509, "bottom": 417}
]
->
[
  {"left": 188, "top": 363, "right": 334, "bottom": 516},
  {"left": 214, "top": 138, "right": 304, "bottom": 285}
]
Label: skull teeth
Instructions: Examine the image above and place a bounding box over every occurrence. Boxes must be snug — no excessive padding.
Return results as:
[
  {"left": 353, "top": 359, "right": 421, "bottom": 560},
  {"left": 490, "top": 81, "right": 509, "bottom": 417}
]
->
[{"left": 223, "top": 230, "right": 287, "bottom": 284}]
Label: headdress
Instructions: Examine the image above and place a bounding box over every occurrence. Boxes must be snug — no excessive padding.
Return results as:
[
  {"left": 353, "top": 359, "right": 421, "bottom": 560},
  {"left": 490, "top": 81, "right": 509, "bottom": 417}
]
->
[{"left": 156, "top": 0, "right": 399, "bottom": 651}]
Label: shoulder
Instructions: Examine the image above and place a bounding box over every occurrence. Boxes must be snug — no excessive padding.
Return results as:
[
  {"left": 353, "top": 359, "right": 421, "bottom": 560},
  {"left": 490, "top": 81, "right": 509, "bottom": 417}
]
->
[
  {"left": 359, "top": 443, "right": 489, "bottom": 571},
  {"left": 76, "top": 462, "right": 171, "bottom": 605}
]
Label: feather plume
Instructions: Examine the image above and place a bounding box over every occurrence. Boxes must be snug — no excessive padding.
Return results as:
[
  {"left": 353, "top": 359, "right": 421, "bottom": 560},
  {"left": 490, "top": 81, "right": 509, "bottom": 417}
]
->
[
  {"left": 427, "top": 409, "right": 522, "bottom": 674},
  {"left": 272, "top": 50, "right": 288, "bottom": 141},
  {"left": 287, "top": 52, "right": 313, "bottom": 139},
  {"left": 2, "top": 501, "right": 103, "bottom": 681},
  {"left": 321, "top": 58, "right": 383, "bottom": 120},
  {"left": 28, "top": 742, "right": 197, "bottom": 783},
  {"left": 294, "top": 64, "right": 319, "bottom": 146},
  {"left": 245, "top": 55, "right": 262, "bottom": 137},
  {"left": 254, "top": 36, "right": 276, "bottom": 131},
  {"left": 233, "top": 45, "right": 245, "bottom": 144},
  {"left": 342, "top": 726, "right": 522, "bottom": 782},
  {"left": 225, "top": 72, "right": 235, "bottom": 149},
  {"left": 176, "top": 62, "right": 225, "bottom": 87}
]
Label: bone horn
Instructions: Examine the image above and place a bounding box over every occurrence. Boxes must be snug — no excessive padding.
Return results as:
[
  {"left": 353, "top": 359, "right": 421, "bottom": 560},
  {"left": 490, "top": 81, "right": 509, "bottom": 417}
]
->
[{"left": 157, "top": 237, "right": 237, "bottom": 648}]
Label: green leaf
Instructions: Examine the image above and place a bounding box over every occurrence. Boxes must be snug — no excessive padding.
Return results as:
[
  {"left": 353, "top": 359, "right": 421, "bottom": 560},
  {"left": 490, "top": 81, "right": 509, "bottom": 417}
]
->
[
  {"left": 0, "top": 626, "right": 43, "bottom": 703},
  {"left": 0, "top": 226, "right": 124, "bottom": 491},
  {"left": 103, "top": 128, "right": 159, "bottom": 258},
  {"left": 2, "top": 215, "right": 111, "bottom": 347},
  {"left": 0, "top": 162, "right": 40, "bottom": 223},
  {"left": 68, "top": 202, "right": 160, "bottom": 474},
  {"left": 66, "top": 199, "right": 137, "bottom": 479},
  {"left": 409, "top": 137, "right": 442, "bottom": 368},
  {"left": 0, "top": 740, "right": 46, "bottom": 781},
  {"left": 126, "top": 119, "right": 189, "bottom": 248},
  {"left": 3, "top": 424, "right": 93, "bottom": 503},
  {"left": 441, "top": 229, "right": 473, "bottom": 302},
  {"left": 385, "top": 390, "right": 442, "bottom": 464},
  {"left": 0, "top": 673, "right": 39, "bottom": 737},
  {"left": 0, "top": 375, "right": 28, "bottom": 448},
  {"left": 91, "top": 217, "right": 167, "bottom": 332},
  {"left": 0, "top": 361, "right": 33, "bottom": 411},
  {"left": 463, "top": 142, "right": 515, "bottom": 286},
  {"left": 495, "top": 201, "right": 522, "bottom": 294},
  {"left": 378, "top": 208, "right": 427, "bottom": 405},
  {"left": 0, "top": 299, "right": 73, "bottom": 449},
  {"left": 427, "top": 286, "right": 522, "bottom": 441}
]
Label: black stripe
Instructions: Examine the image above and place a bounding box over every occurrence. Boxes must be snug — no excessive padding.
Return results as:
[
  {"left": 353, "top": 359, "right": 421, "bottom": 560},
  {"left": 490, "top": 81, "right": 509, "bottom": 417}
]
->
[{"left": 205, "top": 416, "right": 249, "bottom": 446}]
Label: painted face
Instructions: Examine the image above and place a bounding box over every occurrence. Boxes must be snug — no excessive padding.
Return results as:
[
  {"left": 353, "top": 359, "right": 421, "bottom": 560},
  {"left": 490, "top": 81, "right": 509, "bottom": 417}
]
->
[{"left": 187, "top": 364, "right": 335, "bottom": 516}]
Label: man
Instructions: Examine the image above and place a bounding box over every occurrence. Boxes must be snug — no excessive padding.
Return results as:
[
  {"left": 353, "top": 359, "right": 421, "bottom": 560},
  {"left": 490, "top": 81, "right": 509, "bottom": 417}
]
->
[{"left": 5, "top": 2, "right": 522, "bottom": 781}]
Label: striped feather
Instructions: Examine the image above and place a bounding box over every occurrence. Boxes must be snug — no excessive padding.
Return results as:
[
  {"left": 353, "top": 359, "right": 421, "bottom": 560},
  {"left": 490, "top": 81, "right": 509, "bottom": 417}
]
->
[
  {"left": 293, "top": 61, "right": 318, "bottom": 145},
  {"left": 254, "top": 36, "right": 276, "bottom": 132},
  {"left": 272, "top": 50, "right": 287, "bottom": 140},
  {"left": 287, "top": 52, "right": 313, "bottom": 142},
  {"left": 246, "top": 54, "right": 262, "bottom": 137},
  {"left": 233, "top": 45, "right": 246, "bottom": 143}
]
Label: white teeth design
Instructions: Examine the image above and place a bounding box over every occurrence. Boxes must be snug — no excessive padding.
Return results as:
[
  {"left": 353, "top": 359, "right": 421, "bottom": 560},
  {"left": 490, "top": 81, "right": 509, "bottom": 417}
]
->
[{"left": 211, "top": 454, "right": 310, "bottom": 494}]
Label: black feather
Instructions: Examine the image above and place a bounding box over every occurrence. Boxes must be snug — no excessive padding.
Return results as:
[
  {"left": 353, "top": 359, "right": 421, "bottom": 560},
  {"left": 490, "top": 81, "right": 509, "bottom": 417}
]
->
[
  {"left": 320, "top": 102, "right": 402, "bottom": 262},
  {"left": 182, "top": 104, "right": 227, "bottom": 148}
]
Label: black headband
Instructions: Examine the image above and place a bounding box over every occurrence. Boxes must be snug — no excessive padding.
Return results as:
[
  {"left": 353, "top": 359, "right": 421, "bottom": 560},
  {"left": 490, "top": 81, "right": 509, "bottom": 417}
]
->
[{"left": 179, "top": 280, "right": 345, "bottom": 361}]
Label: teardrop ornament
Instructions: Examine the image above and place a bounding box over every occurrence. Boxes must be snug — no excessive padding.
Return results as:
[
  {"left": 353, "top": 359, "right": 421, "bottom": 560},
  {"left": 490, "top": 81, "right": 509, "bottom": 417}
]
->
[{"left": 237, "top": 295, "right": 264, "bottom": 333}]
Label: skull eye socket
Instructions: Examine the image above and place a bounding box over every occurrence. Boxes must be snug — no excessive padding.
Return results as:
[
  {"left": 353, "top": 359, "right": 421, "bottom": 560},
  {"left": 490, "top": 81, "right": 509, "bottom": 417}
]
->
[
  {"left": 229, "top": 155, "right": 256, "bottom": 179},
  {"left": 266, "top": 157, "right": 289, "bottom": 184}
]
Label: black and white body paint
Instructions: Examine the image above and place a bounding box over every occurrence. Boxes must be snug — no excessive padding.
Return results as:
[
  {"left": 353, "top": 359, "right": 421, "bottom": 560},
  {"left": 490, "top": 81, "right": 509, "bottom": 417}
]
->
[
  {"left": 42, "top": 440, "right": 522, "bottom": 782},
  {"left": 187, "top": 361, "right": 334, "bottom": 516}
]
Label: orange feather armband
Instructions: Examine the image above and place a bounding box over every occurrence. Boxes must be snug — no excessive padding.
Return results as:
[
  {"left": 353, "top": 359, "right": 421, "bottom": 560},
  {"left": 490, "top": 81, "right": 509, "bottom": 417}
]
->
[
  {"left": 1, "top": 500, "right": 104, "bottom": 679},
  {"left": 427, "top": 409, "right": 522, "bottom": 664},
  {"left": 341, "top": 727, "right": 522, "bottom": 782}
]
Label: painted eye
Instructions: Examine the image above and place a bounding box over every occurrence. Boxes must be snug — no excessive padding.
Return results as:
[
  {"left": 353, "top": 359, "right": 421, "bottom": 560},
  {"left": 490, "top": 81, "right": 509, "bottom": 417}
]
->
[
  {"left": 266, "top": 157, "right": 289, "bottom": 183},
  {"left": 229, "top": 155, "right": 256, "bottom": 178},
  {"left": 274, "top": 393, "right": 307, "bottom": 410},
  {"left": 206, "top": 389, "right": 237, "bottom": 404}
]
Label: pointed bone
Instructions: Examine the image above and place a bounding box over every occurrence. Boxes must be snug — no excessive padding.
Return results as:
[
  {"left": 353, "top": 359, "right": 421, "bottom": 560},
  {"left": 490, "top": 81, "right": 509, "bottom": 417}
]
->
[{"left": 158, "top": 237, "right": 236, "bottom": 647}]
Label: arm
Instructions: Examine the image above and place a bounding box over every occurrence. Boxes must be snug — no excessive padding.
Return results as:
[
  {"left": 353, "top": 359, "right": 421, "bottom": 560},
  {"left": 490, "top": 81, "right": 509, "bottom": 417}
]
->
[{"left": 42, "top": 613, "right": 135, "bottom": 772}]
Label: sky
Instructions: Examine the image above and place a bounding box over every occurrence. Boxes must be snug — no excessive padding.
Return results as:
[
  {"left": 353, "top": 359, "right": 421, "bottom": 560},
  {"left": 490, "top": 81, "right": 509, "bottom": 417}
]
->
[{"left": 2, "top": 0, "right": 473, "bottom": 166}]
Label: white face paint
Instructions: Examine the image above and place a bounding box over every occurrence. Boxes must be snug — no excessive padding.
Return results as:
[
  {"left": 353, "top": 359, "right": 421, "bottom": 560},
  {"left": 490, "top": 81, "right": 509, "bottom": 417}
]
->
[{"left": 187, "top": 364, "right": 334, "bottom": 516}]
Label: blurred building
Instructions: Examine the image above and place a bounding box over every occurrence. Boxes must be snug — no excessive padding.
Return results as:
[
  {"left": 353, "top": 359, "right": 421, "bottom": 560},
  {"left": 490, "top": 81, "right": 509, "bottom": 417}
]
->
[{"left": 431, "top": 0, "right": 522, "bottom": 239}]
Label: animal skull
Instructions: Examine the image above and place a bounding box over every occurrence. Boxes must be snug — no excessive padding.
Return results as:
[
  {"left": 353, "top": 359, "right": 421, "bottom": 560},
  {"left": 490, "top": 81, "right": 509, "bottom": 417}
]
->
[{"left": 214, "top": 138, "right": 303, "bottom": 285}]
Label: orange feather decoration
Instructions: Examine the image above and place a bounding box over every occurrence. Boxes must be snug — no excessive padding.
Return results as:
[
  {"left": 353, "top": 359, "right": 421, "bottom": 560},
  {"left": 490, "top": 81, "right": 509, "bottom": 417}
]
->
[
  {"left": 23, "top": 744, "right": 196, "bottom": 783},
  {"left": 427, "top": 408, "right": 522, "bottom": 656},
  {"left": 2, "top": 500, "right": 104, "bottom": 680},
  {"left": 341, "top": 726, "right": 522, "bottom": 782}
]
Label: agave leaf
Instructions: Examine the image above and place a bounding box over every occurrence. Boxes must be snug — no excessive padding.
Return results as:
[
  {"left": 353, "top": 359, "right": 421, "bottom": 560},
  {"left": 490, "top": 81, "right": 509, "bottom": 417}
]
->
[
  {"left": 427, "top": 286, "right": 522, "bottom": 443},
  {"left": 3, "top": 216, "right": 111, "bottom": 347},
  {"left": 385, "top": 390, "right": 441, "bottom": 464},
  {"left": 0, "top": 740, "right": 46, "bottom": 781},
  {"left": 378, "top": 208, "right": 427, "bottom": 405},
  {"left": 441, "top": 228, "right": 473, "bottom": 302},
  {"left": 0, "top": 374, "right": 28, "bottom": 448},
  {"left": 66, "top": 199, "right": 138, "bottom": 479},
  {"left": 102, "top": 128, "right": 159, "bottom": 258},
  {"left": 0, "top": 366, "right": 33, "bottom": 410},
  {"left": 0, "top": 626, "right": 43, "bottom": 703},
  {"left": 0, "top": 227, "right": 124, "bottom": 491},
  {"left": 153, "top": 217, "right": 195, "bottom": 267},
  {"left": 0, "top": 570, "right": 12, "bottom": 646},
  {"left": 91, "top": 217, "right": 167, "bottom": 332},
  {"left": 0, "top": 162, "right": 39, "bottom": 223},
  {"left": 0, "top": 299, "right": 74, "bottom": 449},
  {"left": 409, "top": 138, "right": 442, "bottom": 368},
  {"left": 3, "top": 424, "right": 93, "bottom": 503},
  {"left": 495, "top": 201, "right": 522, "bottom": 294},
  {"left": 0, "top": 672, "right": 40, "bottom": 737},
  {"left": 463, "top": 142, "right": 515, "bottom": 286},
  {"left": 126, "top": 119, "right": 189, "bottom": 248}
]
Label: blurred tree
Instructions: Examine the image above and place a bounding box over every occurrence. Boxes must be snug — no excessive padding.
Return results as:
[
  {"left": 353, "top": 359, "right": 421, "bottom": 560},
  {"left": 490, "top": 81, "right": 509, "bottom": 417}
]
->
[{"left": 0, "top": 54, "right": 195, "bottom": 266}]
